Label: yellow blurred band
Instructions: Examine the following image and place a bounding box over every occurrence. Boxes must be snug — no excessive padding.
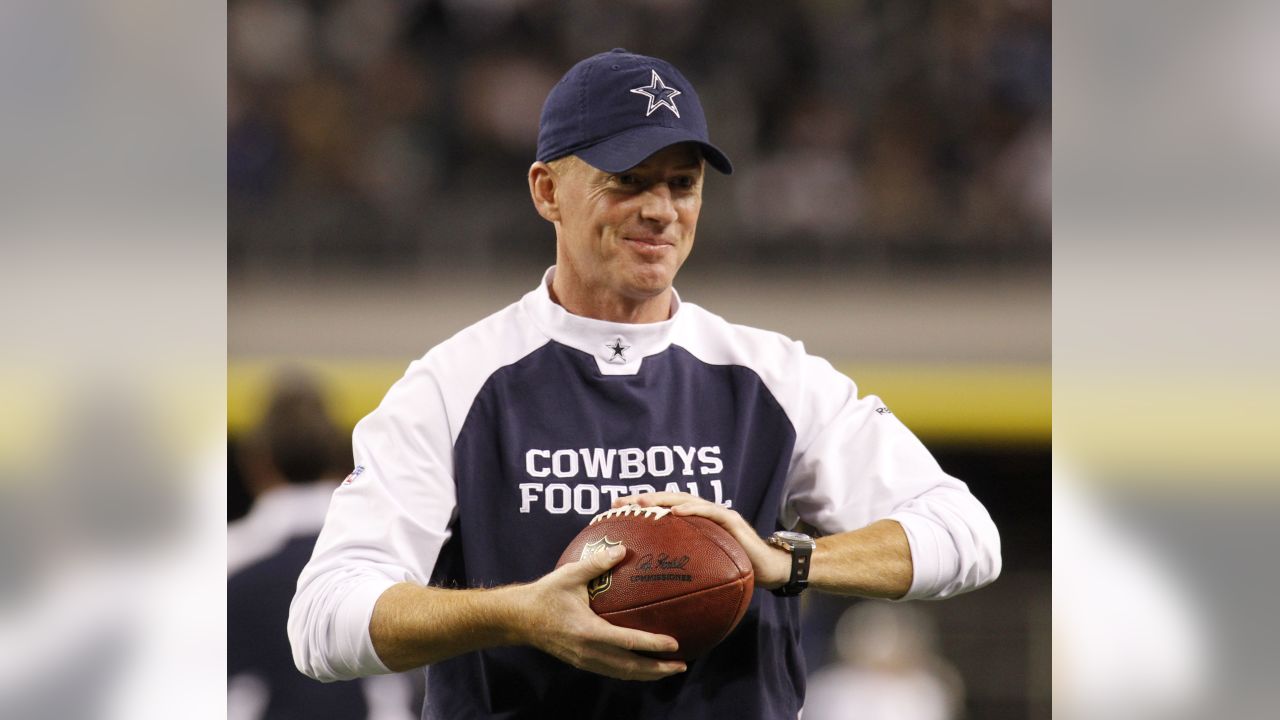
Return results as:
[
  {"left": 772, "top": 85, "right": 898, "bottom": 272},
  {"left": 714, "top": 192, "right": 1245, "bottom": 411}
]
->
[{"left": 227, "top": 359, "right": 1051, "bottom": 444}]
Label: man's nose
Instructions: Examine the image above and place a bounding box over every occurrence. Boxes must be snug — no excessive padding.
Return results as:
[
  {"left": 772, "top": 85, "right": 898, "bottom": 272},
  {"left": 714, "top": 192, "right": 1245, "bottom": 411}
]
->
[{"left": 638, "top": 184, "right": 678, "bottom": 225}]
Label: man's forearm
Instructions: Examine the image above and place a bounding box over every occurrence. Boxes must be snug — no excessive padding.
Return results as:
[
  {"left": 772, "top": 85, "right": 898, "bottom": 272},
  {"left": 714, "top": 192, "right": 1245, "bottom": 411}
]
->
[
  {"left": 809, "top": 519, "right": 913, "bottom": 599},
  {"left": 364, "top": 551, "right": 688, "bottom": 681},
  {"left": 370, "top": 582, "right": 527, "bottom": 672},
  {"left": 611, "top": 493, "right": 916, "bottom": 601}
]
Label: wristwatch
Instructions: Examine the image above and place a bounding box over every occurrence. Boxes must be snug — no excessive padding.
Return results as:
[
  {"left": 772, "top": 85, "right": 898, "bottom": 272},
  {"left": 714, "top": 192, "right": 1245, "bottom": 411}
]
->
[{"left": 766, "top": 530, "right": 816, "bottom": 597}]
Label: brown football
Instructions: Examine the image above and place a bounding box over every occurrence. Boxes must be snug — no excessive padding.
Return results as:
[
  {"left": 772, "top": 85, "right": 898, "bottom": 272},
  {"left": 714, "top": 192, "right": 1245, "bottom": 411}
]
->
[{"left": 555, "top": 504, "right": 754, "bottom": 660}]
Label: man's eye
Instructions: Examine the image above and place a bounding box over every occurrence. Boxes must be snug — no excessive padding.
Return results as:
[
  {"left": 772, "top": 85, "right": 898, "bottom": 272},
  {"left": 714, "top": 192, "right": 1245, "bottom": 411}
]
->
[
  {"left": 616, "top": 174, "right": 641, "bottom": 186},
  {"left": 671, "top": 176, "right": 695, "bottom": 189}
]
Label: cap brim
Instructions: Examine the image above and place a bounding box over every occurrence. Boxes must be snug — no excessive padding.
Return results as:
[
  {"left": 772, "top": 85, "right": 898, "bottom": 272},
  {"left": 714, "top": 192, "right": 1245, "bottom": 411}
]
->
[{"left": 576, "top": 125, "right": 733, "bottom": 175}]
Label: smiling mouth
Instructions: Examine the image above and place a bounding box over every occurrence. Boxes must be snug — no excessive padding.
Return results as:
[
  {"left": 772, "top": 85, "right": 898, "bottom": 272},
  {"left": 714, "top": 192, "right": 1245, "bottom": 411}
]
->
[
  {"left": 623, "top": 236, "right": 673, "bottom": 248},
  {"left": 623, "top": 237, "right": 674, "bottom": 258}
]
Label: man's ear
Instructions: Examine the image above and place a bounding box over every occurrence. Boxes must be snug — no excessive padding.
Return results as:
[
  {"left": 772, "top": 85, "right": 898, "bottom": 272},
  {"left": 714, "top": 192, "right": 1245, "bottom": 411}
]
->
[{"left": 528, "top": 161, "right": 561, "bottom": 223}]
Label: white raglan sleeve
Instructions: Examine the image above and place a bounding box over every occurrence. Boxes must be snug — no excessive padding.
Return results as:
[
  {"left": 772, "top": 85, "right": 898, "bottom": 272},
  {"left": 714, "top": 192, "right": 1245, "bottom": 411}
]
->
[
  {"left": 781, "top": 352, "right": 1002, "bottom": 600},
  {"left": 287, "top": 357, "right": 458, "bottom": 682}
]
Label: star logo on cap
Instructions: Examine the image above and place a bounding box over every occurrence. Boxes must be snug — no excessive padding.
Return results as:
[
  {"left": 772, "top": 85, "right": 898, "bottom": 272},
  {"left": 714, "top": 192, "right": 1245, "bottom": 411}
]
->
[
  {"left": 604, "top": 337, "right": 632, "bottom": 364},
  {"left": 630, "top": 70, "right": 682, "bottom": 118}
]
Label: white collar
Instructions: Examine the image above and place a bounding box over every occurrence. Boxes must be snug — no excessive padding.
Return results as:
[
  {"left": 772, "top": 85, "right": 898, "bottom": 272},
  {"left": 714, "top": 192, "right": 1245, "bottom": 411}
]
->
[{"left": 519, "top": 266, "right": 682, "bottom": 375}]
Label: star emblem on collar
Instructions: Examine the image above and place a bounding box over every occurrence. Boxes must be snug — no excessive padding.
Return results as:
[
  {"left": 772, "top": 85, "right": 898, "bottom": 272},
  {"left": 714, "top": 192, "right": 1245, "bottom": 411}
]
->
[
  {"left": 629, "top": 70, "right": 682, "bottom": 118},
  {"left": 604, "top": 337, "right": 632, "bottom": 364}
]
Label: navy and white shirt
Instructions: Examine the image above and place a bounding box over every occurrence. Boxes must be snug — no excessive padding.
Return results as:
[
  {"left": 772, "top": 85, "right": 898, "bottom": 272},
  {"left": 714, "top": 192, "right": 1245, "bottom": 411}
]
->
[
  {"left": 232, "top": 482, "right": 418, "bottom": 720},
  {"left": 289, "top": 268, "right": 1001, "bottom": 719}
]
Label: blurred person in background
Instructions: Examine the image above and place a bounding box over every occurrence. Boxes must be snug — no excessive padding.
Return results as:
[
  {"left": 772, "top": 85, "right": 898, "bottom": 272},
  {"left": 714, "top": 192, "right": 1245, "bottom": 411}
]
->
[
  {"left": 287, "top": 49, "right": 1000, "bottom": 719},
  {"left": 804, "top": 602, "right": 963, "bottom": 720},
  {"left": 229, "top": 370, "right": 419, "bottom": 720}
]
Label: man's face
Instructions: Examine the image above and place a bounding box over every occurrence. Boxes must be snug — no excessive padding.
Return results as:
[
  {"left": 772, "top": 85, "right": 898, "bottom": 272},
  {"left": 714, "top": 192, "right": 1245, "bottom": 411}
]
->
[{"left": 553, "top": 143, "right": 704, "bottom": 302}]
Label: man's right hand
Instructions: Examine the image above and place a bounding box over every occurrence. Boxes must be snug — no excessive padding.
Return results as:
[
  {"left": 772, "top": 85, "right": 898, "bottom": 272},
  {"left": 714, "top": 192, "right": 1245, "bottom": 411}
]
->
[
  {"left": 516, "top": 543, "right": 687, "bottom": 681},
  {"left": 369, "top": 545, "right": 685, "bottom": 680}
]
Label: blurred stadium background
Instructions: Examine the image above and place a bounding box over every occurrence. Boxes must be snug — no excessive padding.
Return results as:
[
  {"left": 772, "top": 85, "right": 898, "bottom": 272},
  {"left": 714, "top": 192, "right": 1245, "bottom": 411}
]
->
[{"left": 228, "top": 1, "right": 1050, "bottom": 718}]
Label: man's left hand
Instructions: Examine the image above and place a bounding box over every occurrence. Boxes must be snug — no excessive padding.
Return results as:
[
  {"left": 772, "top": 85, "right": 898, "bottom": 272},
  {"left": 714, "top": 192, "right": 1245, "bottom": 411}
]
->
[{"left": 611, "top": 492, "right": 791, "bottom": 590}]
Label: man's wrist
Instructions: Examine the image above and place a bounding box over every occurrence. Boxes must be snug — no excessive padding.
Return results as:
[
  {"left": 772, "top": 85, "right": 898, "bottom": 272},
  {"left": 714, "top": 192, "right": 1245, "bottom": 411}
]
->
[
  {"left": 766, "top": 531, "right": 816, "bottom": 596},
  {"left": 761, "top": 545, "right": 793, "bottom": 589},
  {"left": 483, "top": 584, "right": 532, "bottom": 647}
]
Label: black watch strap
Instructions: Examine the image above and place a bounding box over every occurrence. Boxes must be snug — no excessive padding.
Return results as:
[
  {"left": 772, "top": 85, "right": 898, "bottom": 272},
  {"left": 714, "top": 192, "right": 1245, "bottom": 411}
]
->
[{"left": 769, "top": 533, "right": 814, "bottom": 597}]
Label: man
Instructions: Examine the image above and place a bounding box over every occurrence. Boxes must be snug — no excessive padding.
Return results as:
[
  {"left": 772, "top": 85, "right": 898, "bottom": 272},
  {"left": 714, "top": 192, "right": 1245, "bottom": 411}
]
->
[
  {"left": 289, "top": 49, "right": 1001, "bottom": 719},
  {"left": 231, "top": 373, "right": 418, "bottom": 720}
]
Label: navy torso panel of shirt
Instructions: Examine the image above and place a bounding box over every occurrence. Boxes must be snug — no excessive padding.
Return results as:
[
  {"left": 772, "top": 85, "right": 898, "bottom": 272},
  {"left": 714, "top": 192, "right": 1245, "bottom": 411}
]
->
[
  {"left": 230, "top": 534, "right": 370, "bottom": 720},
  {"left": 426, "top": 341, "right": 804, "bottom": 720}
]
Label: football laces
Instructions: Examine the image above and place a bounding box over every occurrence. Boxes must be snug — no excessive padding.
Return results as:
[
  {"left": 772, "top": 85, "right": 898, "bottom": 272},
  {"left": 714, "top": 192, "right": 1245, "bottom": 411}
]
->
[{"left": 590, "top": 503, "right": 671, "bottom": 524}]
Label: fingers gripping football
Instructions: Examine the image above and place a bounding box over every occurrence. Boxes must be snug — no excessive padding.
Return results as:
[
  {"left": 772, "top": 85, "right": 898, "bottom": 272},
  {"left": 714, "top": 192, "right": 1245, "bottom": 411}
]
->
[
  {"left": 524, "top": 543, "right": 687, "bottom": 680},
  {"left": 614, "top": 491, "right": 792, "bottom": 589}
]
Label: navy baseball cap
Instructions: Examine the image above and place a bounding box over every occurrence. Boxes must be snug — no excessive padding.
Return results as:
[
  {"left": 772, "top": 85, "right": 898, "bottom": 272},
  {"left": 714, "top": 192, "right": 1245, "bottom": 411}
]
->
[{"left": 536, "top": 49, "right": 733, "bottom": 175}]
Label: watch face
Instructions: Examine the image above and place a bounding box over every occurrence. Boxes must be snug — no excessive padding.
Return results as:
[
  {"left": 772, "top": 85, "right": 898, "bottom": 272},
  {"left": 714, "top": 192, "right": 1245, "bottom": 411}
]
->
[{"left": 775, "top": 531, "right": 814, "bottom": 546}]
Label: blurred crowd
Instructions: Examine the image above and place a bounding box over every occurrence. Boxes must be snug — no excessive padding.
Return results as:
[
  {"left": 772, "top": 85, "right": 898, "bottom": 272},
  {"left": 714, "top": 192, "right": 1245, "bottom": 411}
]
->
[{"left": 228, "top": 0, "right": 1050, "bottom": 277}]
